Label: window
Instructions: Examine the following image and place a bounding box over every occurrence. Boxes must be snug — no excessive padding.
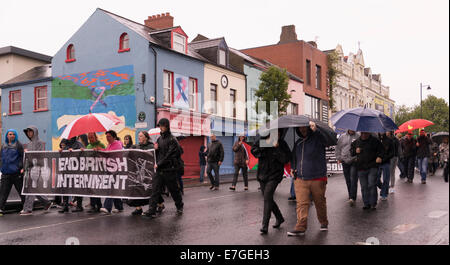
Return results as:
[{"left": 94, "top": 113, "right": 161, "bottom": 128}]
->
[
  {"left": 189, "top": 78, "right": 197, "bottom": 110},
  {"left": 173, "top": 33, "right": 186, "bottom": 53},
  {"left": 306, "top": 60, "right": 311, "bottom": 85},
  {"left": 119, "top": 33, "right": 130, "bottom": 53},
  {"left": 163, "top": 71, "right": 173, "bottom": 104},
  {"left": 287, "top": 102, "right": 298, "bottom": 115},
  {"left": 304, "top": 95, "right": 320, "bottom": 120},
  {"left": 219, "top": 50, "right": 226, "bottom": 66},
  {"left": 210, "top": 84, "right": 217, "bottom": 114},
  {"left": 66, "top": 44, "right": 75, "bottom": 62},
  {"left": 9, "top": 90, "right": 22, "bottom": 114},
  {"left": 230, "top": 89, "right": 236, "bottom": 118},
  {"left": 34, "top": 86, "right": 48, "bottom": 111},
  {"left": 316, "top": 65, "right": 322, "bottom": 90}
]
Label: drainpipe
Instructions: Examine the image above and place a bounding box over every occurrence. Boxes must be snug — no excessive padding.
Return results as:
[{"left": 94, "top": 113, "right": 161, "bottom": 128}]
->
[{"left": 149, "top": 44, "right": 158, "bottom": 127}]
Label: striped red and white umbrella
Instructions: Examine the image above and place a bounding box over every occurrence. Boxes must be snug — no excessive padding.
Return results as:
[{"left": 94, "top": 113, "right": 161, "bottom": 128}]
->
[{"left": 60, "top": 113, "right": 122, "bottom": 139}]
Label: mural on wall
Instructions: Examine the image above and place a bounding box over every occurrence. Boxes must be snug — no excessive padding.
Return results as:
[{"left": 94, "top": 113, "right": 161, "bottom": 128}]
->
[
  {"left": 51, "top": 65, "right": 136, "bottom": 150},
  {"left": 173, "top": 74, "right": 189, "bottom": 110}
]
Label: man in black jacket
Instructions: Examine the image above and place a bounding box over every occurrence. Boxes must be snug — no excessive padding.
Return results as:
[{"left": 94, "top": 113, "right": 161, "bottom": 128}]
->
[
  {"left": 206, "top": 133, "right": 224, "bottom": 190},
  {"left": 416, "top": 130, "right": 431, "bottom": 184},
  {"left": 351, "top": 132, "right": 384, "bottom": 210},
  {"left": 401, "top": 132, "right": 417, "bottom": 183},
  {"left": 377, "top": 133, "right": 394, "bottom": 201},
  {"left": 145, "top": 118, "right": 184, "bottom": 217}
]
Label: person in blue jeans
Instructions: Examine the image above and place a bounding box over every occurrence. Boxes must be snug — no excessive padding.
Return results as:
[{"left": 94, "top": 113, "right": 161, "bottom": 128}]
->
[
  {"left": 416, "top": 130, "right": 431, "bottom": 184},
  {"left": 351, "top": 132, "right": 384, "bottom": 210},
  {"left": 377, "top": 133, "right": 394, "bottom": 201}
]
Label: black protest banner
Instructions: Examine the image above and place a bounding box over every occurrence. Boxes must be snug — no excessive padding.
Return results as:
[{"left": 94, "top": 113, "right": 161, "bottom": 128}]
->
[
  {"left": 325, "top": 145, "right": 343, "bottom": 174},
  {"left": 21, "top": 149, "right": 155, "bottom": 199}
]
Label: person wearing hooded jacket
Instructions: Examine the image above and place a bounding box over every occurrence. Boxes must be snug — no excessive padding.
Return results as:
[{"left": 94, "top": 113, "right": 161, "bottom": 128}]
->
[
  {"left": 58, "top": 136, "right": 84, "bottom": 213},
  {"left": 20, "top": 126, "right": 53, "bottom": 215},
  {"left": 251, "top": 129, "right": 291, "bottom": 235},
  {"left": 376, "top": 132, "right": 394, "bottom": 201},
  {"left": 0, "top": 129, "right": 26, "bottom": 216},
  {"left": 145, "top": 118, "right": 184, "bottom": 217}
]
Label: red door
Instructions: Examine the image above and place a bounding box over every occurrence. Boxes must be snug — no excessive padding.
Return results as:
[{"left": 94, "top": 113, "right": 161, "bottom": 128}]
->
[{"left": 178, "top": 136, "right": 204, "bottom": 178}]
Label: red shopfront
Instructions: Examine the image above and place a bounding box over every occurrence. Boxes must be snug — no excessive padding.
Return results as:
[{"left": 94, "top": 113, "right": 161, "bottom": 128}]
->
[{"left": 157, "top": 108, "right": 211, "bottom": 178}]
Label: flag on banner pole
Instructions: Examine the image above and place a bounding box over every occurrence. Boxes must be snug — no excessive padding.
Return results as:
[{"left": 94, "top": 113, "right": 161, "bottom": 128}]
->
[
  {"left": 242, "top": 142, "right": 258, "bottom": 170},
  {"left": 284, "top": 162, "right": 292, "bottom": 178}
]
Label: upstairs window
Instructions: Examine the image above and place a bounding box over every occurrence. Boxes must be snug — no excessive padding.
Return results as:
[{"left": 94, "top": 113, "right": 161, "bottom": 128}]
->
[
  {"left": 189, "top": 78, "right": 197, "bottom": 110},
  {"left": 219, "top": 49, "right": 226, "bottom": 66},
  {"left": 119, "top": 33, "right": 130, "bottom": 53},
  {"left": 9, "top": 90, "right": 22, "bottom": 114},
  {"left": 316, "top": 65, "right": 322, "bottom": 90},
  {"left": 163, "top": 71, "right": 173, "bottom": 105},
  {"left": 66, "top": 44, "right": 75, "bottom": 63},
  {"left": 173, "top": 33, "right": 186, "bottom": 53},
  {"left": 230, "top": 89, "right": 236, "bottom": 118},
  {"left": 306, "top": 59, "right": 311, "bottom": 85},
  {"left": 210, "top": 84, "right": 217, "bottom": 114},
  {"left": 34, "top": 86, "right": 48, "bottom": 111}
]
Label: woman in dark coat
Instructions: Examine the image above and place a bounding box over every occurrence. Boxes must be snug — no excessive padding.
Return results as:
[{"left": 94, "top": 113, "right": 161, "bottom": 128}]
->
[
  {"left": 251, "top": 129, "right": 292, "bottom": 234},
  {"left": 123, "top": 135, "right": 134, "bottom": 149}
]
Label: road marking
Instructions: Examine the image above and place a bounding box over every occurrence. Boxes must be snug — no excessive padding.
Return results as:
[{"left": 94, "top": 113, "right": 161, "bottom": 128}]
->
[
  {"left": 0, "top": 215, "right": 111, "bottom": 236},
  {"left": 392, "top": 224, "right": 420, "bottom": 234},
  {"left": 198, "top": 191, "right": 259, "bottom": 201},
  {"left": 427, "top": 211, "right": 448, "bottom": 219}
]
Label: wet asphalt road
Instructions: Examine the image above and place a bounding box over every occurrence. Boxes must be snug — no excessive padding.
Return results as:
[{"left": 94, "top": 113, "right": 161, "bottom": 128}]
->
[{"left": 0, "top": 168, "right": 448, "bottom": 245}]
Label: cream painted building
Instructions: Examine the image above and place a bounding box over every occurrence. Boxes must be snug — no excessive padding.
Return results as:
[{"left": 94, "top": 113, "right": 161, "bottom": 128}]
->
[{"left": 325, "top": 44, "right": 395, "bottom": 118}]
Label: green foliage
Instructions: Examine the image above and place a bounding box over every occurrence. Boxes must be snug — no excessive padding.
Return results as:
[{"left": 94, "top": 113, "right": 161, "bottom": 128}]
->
[
  {"left": 254, "top": 66, "right": 291, "bottom": 120},
  {"left": 327, "top": 51, "right": 341, "bottom": 111},
  {"left": 52, "top": 77, "right": 135, "bottom": 99},
  {"left": 395, "top": 95, "right": 449, "bottom": 133}
]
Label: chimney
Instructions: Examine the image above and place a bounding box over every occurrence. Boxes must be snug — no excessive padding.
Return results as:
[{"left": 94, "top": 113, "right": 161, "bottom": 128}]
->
[
  {"left": 144, "top": 12, "right": 174, "bottom": 29},
  {"left": 278, "top": 25, "right": 298, "bottom": 44}
]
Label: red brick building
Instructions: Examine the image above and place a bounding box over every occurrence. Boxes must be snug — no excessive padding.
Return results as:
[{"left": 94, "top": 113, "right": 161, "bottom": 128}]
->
[{"left": 241, "top": 25, "right": 330, "bottom": 122}]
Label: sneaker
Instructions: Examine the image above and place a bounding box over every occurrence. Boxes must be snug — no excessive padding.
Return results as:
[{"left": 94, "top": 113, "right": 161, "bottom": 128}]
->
[
  {"left": 287, "top": 230, "right": 305, "bottom": 236},
  {"left": 44, "top": 202, "right": 53, "bottom": 211},
  {"left": 371, "top": 205, "right": 377, "bottom": 210},
  {"left": 288, "top": 196, "right": 296, "bottom": 201},
  {"left": 20, "top": 210, "right": 33, "bottom": 216},
  {"left": 421, "top": 180, "right": 426, "bottom": 184},
  {"left": 131, "top": 208, "right": 143, "bottom": 216},
  {"left": 348, "top": 199, "right": 355, "bottom": 206},
  {"left": 320, "top": 224, "right": 328, "bottom": 231},
  {"left": 244, "top": 187, "right": 248, "bottom": 191},
  {"left": 381, "top": 196, "right": 387, "bottom": 201},
  {"left": 156, "top": 203, "right": 165, "bottom": 213},
  {"left": 176, "top": 207, "right": 184, "bottom": 214},
  {"left": 389, "top": 188, "right": 395, "bottom": 194},
  {"left": 100, "top": 208, "right": 111, "bottom": 214},
  {"left": 229, "top": 186, "right": 236, "bottom": 191}
]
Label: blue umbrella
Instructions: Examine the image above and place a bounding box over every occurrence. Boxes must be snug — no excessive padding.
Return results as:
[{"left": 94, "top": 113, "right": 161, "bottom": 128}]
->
[{"left": 330, "top": 107, "right": 398, "bottom": 133}]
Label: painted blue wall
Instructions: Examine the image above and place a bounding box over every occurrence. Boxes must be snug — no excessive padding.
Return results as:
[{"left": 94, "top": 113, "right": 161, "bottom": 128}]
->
[{"left": 1, "top": 80, "right": 53, "bottom": 149}]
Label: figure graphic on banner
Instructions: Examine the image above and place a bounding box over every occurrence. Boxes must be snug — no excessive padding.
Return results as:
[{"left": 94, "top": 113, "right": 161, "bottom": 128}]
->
[
  {"left": 30, "top": 159, "right": 40, "bottom": 188},
  {"left": 24, "top": 158, "right": 30, "bottom": 188},
  {"left": 41, "top": 158, "right": 51, "bottom": 189},
  {"left": 127, "top": 157, "right": 153, "bottom": 190}
]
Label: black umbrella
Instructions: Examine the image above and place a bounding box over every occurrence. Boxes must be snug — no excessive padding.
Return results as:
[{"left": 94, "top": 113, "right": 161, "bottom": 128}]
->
[
  {"left": 432, "top": 132, "right": 449, "bottom": 145},
  {"left": 257, "top": 115, "right": 337, "bottom": 148}
]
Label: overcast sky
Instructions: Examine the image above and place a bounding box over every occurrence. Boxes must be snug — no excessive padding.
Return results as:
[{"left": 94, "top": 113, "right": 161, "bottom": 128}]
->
[{"left": 1, "top": 0, "right": 448, "bottom": 108}]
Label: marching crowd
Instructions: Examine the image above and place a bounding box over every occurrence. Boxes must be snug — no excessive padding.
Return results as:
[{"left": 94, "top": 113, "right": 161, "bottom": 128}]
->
[{"left": 0, "top": 118, "right": 449, "bottom": 237}]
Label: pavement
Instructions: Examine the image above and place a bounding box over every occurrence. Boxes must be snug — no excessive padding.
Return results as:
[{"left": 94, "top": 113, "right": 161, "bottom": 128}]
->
[{"left": 0, "top": 167, "right": 448, "bottom": 245}]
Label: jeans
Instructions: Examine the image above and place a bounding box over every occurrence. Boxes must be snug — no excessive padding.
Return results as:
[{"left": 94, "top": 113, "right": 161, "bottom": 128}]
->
[
  {"left": 199, "top": 165, "right": 206, "bottom": 182},
  {"left": 207, "top": 162, "right": 220, "bottom": 187},
  {"left": 259, "top": 180, "right": 284, "bottom": 229},
  {"left": 405, "top": 156, "right": 416, "bottom": 181},
  {"left": 389, "top": 157, "right": 398, "bottom": 187},
  {"left": 104, "top": 198, "right": 123, "bottom": 212},
  {"left": 232, "top": 165, "right": 248, "bottom": 187},
  {"left": 0, "top": 173, "right": 25, "bottom": 211},
  {"left": 294, "top": 178, "right": 328, "bottom": 231},
  {"left": 23, "top": 195, "right": 50, "bottom": 212},
  {"left": 417, "top": 157, "right": 428, "bottom": 181},
  {"left": 290, "top": 178, "right": 296, "bottom": 198},
  {"left": 148, "top": 170, "right": 183, "bottom": 213},
  {"left": 342, "top": 163, "right": 358, "bottom": 201},
  {"left": 398, "top": 158, "right": 405, "bottom": 179},
  {"left": 377, "top": 162, "right": 391, "bottom": 198},
  {"left": 358, "top": 168, "right": 379, "bottom": 207}
]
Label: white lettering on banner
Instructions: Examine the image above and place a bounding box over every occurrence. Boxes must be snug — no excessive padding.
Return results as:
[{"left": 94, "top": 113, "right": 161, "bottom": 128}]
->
[
  {"left": 55, "top": 174, "right": 129, "bottom": 190},
  {"left": 86, "top": 157, "right": 95, "bottom": 171},
  {"left": 80, "top": 157, "right": 85, "bottom": 171}
]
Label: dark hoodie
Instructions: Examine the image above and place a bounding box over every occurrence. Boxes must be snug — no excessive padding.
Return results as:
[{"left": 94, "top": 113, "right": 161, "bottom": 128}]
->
[
  {"left": 23, "top": 126, "right": 45, "bottom": 151},
  {"left": 63, "top": 137, "right": 84, "bottom": 150},
  {"left": 1, "top": 129, "right": 24, "bottom": 174}
]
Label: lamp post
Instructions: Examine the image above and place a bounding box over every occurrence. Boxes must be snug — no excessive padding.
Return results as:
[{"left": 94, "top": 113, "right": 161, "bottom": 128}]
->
[{"left": 420, "top": 83, "right": 431, "bottom": 119}]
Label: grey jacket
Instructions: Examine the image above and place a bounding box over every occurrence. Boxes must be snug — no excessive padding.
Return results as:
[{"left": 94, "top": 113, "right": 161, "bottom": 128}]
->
[
  {"left": 335, "top": 131, "right": 360, "bottom": 164},
  {"left": 23, "top": 126, "right": 45, "bottom": 151}
]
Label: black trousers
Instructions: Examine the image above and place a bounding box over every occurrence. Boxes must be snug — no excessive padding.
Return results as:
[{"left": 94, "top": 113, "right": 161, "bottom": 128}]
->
[
  {"left": 0, "top": 173, "right": 25, "bottom": 211},
  {"left": 232, "top": 165, "right": 248, "bottom": 187},
  {"left": 405, "top": 156, "right": 416, "bottom": 180},
  {"left": 259, "top": 180, "right": 283, "bottom": 229},
  {"left": 148, "top": 170, "right": 183, "bottom": 213},
  {"left": 207, "top": 162, "right": 220, "bottom": 187},
  {"left": 444, "top": 162, "right": 449, "bottom": 182}
]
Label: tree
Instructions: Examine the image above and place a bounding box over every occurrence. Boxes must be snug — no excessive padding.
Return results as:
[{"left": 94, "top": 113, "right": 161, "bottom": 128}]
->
[
  {"left": 394, "top": 95, "right": 449, "bottom": 133},
  {"left": 327, "top": 50, "right": 341, "bottom": 112},
  {"left": 254, "top": 66, "right": 291, "bottom": 121}
]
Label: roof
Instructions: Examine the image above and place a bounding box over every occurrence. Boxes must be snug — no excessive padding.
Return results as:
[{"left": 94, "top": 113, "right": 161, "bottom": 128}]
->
[
  {"left": 99, "top": 8, "right": 208, "bottom": 62},
  {"left": 0, "top": 46, "right": 52, "bottom": 62},
  {"left": 189, "top": 38, "right": 225, "bottom": 50},
  {"left": 0, "top": 64, "right": 52, "bottom": 88}
]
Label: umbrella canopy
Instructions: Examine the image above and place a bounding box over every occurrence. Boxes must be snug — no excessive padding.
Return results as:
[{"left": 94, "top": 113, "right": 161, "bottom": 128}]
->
[
  {"left": 330, "top": 107, "right": 398, "bottom": 133},
  {"left": 431, "top": 131, "right": 449, "bottom": 145},
  {"left": 60, "top": 113, "right": 122, "bottom": 139},
  {"left": 256, "top": 114, "right": 337, "bottom": 147},
  {"left": 395, "top": 119, "right": 434, "bottom": 133}
]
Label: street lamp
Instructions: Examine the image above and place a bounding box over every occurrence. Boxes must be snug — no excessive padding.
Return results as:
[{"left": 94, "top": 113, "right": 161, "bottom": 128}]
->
[{"left": 420, "top": 82, "right": 431, "bottom": 118}]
